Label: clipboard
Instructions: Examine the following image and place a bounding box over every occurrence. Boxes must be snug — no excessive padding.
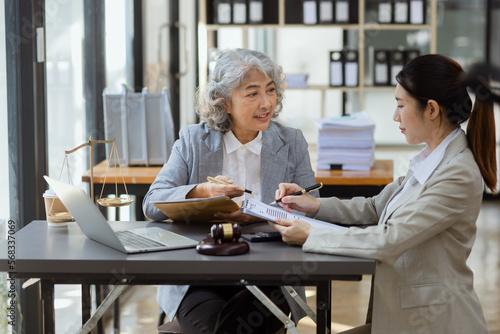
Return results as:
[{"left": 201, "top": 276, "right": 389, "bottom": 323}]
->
[
  {"left": 152, "top": 195, "right": 240, "bottom": 223},
  {"left": 240, "top": 199, "right": 346, "bottom": 231}
]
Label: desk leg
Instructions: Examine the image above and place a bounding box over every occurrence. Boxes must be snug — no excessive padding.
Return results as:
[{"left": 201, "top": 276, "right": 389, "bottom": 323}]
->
[
  {"left": 114, "top": 298, "right": 120, "bottom": 332},
  {"left": 40, "top": 279, "right": 55, "bottom": 334},
  {"left": 82, "top": 284, "right": 92, "bottom": 326},
  {"left": 316, "top": 281, "right": 331, "bottom": 334}
]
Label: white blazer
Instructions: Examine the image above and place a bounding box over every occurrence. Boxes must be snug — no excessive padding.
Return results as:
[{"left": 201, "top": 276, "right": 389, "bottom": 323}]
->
[{"left": 303, "top": 132, "right": 488, "bottom": 334}]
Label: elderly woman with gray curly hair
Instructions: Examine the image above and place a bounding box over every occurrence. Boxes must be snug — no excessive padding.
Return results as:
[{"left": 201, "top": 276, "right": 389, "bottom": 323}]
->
[{"left": 143, "top": 48, "right": 316, "bottom": 333}]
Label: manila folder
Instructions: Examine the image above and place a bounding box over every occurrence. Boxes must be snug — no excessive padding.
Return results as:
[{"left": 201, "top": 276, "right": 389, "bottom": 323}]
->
[{"left": 152, "top": 195, "right": 240, "bottom": 223}]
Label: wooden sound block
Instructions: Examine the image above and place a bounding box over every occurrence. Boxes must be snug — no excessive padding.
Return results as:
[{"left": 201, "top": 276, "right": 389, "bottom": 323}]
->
[{"left": 196, "top": 238, "right": 250, "bottom": 256}]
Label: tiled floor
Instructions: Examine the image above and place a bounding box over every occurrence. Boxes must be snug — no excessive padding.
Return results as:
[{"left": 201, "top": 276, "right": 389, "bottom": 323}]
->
[{"left": 54, "top": 198, "right": 500, "bottom": 334}]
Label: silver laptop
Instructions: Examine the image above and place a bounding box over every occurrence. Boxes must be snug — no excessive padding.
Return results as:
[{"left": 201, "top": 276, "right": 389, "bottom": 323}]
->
[{"left": 44, "top": 176, "right": 199, "bottom": 254}]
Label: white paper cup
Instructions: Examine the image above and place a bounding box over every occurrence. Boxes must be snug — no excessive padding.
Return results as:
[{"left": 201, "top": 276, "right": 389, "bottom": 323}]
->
[{"left": 43, "top": 189, "right": 72, "bottom": 227}]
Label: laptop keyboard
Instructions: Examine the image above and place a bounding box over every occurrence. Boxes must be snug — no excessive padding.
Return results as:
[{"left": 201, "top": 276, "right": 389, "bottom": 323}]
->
[{"left": 116, "top": 230, "right": 165, "bottom": 249}]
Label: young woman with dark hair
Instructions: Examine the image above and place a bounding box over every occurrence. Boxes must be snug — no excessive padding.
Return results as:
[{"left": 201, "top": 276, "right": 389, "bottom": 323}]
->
[{"left": 270, "top": 54, "right": 497, "bottom": 333}]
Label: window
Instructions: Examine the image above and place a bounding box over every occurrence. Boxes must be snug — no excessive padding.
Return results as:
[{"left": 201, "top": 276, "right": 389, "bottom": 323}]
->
[
  {"left": 0, "top": 0, "right": 11, "bottom": 330},
  {"left": 46, "top": 0, "right": 87, "bottom": 187},
  {"left": 45, "top": 1, "right": 86, "bottom": 332}
]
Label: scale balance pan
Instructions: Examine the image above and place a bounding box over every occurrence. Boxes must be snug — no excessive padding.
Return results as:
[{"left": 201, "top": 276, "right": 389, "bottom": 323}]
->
[
  {"left": 48, "top": 211, "right": 74, "bottom": 223},
  {"left": 97, "top": 197, "right": 134, "bottom": 207}
]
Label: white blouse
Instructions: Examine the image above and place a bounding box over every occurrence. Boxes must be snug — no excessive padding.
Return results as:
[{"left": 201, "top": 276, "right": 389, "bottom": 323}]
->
[{"left": 222, "top": 130, "right": 262, "bottom": 201}]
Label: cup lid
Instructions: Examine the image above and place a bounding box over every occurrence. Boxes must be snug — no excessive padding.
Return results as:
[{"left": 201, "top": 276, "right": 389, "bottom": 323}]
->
[{"left": 43, "top": 189, "right": 58, "bottom": 198}]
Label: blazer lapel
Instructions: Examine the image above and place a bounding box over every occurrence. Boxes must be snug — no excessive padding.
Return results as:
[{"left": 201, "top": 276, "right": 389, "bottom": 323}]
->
[
  {"left": 379, "top": 132, "right": 469, "bottom": 224},
  {"left": 379, "top": 169, "right": 415, "bottom": 224},
  {"left": 199, "top": 129, "right": 224, "bottom": 181},
  {"left": 261, "top": 126, "right": 288, "bottom": 203}
]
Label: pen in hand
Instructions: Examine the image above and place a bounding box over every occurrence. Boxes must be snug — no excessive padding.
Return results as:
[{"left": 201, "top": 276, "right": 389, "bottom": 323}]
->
[
  {"left": 207, "top": 176, "right": 257, "bottom": 195},
  {"left": 271, "top": 183, "right": 323, "bottom": 204}
]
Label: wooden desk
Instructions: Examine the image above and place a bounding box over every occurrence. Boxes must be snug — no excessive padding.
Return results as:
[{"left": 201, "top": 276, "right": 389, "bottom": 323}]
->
[
  {"left": 81, "top": 160, "right": 162, "bottom": 185},
  {"left": 315, "top": 160, "right": 393, "bottom": 197}
]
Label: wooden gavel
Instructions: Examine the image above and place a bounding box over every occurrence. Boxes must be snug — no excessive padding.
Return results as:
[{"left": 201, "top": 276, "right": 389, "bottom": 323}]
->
[{"left": 210, "top": 223, "right": 241, "bottom": 243}]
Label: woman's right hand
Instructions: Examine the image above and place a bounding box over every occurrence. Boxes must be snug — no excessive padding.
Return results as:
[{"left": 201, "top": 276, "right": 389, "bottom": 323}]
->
[
  {"left": 187, "top": 175, "right": 244, "bottom": 199},
  {"left": 275, "top": 182, "right": 321, "bottom": 215}
]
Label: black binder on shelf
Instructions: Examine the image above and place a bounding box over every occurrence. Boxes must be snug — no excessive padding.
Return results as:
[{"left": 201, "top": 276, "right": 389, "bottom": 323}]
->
[
  {"left": 319, "top": 0, "right": 334, "bottom": 24},
  {"left": 344, "top": 50, "right": 359, "bottom": 87},
  {"left": 378, "top": 0, "right": 393, "bottom": 24},
  {"left": 232, "top": 0, "right": 247, "bottom": 24},
  {"left": 302, "top": 0, "right": 318, "bottom": 24},
  {"left": 329, "top": 51, "right": 344, "bottom": 87},
  {"left": 214, "top": 0, "right": 232, "bottom": 24},
  {"left": 373, "top": 50, "right": 390, "bottom": 86},
  {"left": 409, "top": 0, "right": 425, "bottom": 24},
  {"left": 390, "top": 50, "right": 405, "bottom": 86},
  {"left": 404, "top": 49, "right": 420, "bottom": 64},
  {"left": 335, "top": 0, "right": 350, "bottom": 23},
  {"left": 394, "top": 0, "right": 409, "bottom": 23},
  {"left": 248, "top": 0, "right": 264, "bottom": 24}
]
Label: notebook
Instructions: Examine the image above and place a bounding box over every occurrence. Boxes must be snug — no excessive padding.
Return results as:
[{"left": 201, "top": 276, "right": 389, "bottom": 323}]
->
[{"left": 44, "top": 176, "right": 199, "bottom": 254}]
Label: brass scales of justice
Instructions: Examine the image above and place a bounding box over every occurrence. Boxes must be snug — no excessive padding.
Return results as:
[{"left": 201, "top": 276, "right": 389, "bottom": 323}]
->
[{"left": 47, "top": 136, "right": 134, "bottom": 224}]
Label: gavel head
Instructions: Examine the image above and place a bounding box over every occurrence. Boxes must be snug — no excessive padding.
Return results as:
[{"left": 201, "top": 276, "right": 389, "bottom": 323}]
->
[{"left": 210, "top": 223, "right": 241, "bottom": 243}]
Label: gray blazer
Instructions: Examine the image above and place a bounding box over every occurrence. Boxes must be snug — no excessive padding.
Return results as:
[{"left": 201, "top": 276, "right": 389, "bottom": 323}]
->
[
  {"left": 303, "top": 132, "right": 488, "bottom": 333},
  {"left": 143, "top": 121, "right": 317, "bottom": 323}
]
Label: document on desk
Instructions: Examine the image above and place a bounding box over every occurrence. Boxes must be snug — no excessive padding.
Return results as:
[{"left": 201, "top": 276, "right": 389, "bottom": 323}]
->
[
  {"left": 152, "top": 195, "right": 240, "bottom": 223},
  {"left": 241, "top": 199, "right": 346, "bottom": 231}
]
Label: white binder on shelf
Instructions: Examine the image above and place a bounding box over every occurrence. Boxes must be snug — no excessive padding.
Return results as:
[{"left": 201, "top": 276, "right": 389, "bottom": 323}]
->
[
  {"left": 394, "top": 0, "right": 409, "bottom": 23},
  {"left": 335, "top": 0, "right": 350, "bottom": 23},
  {"left": 248, "top": 0, "right": 263, "bottom": 24},
  {"left": 409, "top": 0, "right": 425, "bottom": 24},
  {"left": 344, "top": 50, "right": 359, "bottom": 87},
  {"left": 232, "top": 0, "right": 247, "bottom": 24},
  {"left": 329, "top": 51, "right": 344, "bottom": 87},
  {"left": 319, "top": 0, "right": 334, "bottom": 24},
  {"left": 373, "top": 50, "right": 390, "bottom": 86},
  {"left": 390, "top": 50, "right": 405, "bottom": 86},
  {"left": 378, "top": 1, "right": 392, "bottom": 23},
  {"left": 215, "top": 0, "right": 232, "bottom": 24},
  {"left": 303, "top": 0, "right": 318, "bottom": 25}
]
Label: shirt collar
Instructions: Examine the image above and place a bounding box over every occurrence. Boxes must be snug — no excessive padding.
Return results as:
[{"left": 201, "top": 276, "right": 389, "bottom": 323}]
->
[
  {"left": 409, "top": 128, "right": 462, "bottom": 185},
  {"left": 223, "top": 130, "right": 262, "bottom": 156}
]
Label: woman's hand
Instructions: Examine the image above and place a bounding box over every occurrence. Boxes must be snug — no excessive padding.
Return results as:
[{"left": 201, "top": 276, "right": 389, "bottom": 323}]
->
[
  {"left": 270, "top": 218, "right": 313, "bottom": 246},
  {"left": 187, "top": 175, "right": 244, "bottom": 199},
  {"left": 275, "top": 183, "right": 321, "bottom": 215}
]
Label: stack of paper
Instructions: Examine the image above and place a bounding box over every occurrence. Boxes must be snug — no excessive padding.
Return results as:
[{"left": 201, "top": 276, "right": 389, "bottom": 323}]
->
[{"left": 315, "top": 110, "right": 375, "bottom": 171}]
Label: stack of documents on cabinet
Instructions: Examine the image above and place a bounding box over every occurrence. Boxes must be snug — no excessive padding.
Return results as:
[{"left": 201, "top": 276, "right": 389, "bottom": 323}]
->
[{"left": 315, "top": 110, "right": 375, "bottom": 171}]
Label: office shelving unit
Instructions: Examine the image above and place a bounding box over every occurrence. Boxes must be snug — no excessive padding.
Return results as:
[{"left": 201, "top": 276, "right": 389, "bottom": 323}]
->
[{"left": 197, "top": 0, "right": 437, "bottom": 114}]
